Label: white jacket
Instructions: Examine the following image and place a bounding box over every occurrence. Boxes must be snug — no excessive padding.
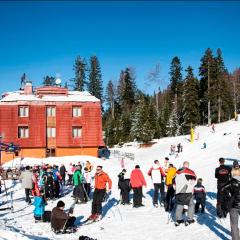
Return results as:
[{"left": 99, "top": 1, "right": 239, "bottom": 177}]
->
[{"left": 148, "top": 164, "right": 165, "bottom": 184}]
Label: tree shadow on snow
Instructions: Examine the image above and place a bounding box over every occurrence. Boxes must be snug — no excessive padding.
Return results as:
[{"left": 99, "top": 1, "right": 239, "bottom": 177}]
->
[{"left": 196, "top": 199, "right": 231, "bottom": 240}]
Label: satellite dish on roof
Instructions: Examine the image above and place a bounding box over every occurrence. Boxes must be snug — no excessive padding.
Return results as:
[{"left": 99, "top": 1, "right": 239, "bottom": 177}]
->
[{"left": 55, "top": 78, "right": 62, "bottom": 85}]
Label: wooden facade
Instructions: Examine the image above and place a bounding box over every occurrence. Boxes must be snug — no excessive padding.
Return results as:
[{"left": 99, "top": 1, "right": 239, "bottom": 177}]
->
[{"left": 0, "top": 84, "right": 104, "bottom": 163}]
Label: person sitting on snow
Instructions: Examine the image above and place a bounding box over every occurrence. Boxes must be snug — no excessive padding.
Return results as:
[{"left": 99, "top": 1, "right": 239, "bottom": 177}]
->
[{"left": 51, "top": 200, "right": 76, "bottom": 233}]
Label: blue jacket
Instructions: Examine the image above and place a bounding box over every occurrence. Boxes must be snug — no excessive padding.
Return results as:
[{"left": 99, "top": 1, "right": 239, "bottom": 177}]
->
[{"left": 33, "top": 196, "right": 45, "bottom": 217}]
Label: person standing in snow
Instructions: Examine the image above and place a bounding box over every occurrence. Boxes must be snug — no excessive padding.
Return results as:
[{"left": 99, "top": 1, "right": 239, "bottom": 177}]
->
[
  {"left": 60, "top": 164, "right": 67, "bottom": 186},
  {"left": 130, "top": 165, "right": 147, "bottom": 208},
  {"left": 118, "top": 169, "right": 131, "bottom": 205},
  {"left": 193, "top": 178, "right": 206, "bottom": 213},
  {"left": 148, "top": 160, "right": 166, "bottom": 207},
  {"left": 19, "top": 165, "right": 33, "bottom": 204},
  {"left": 174, "top": 161, "right": 197, "bottom": 226},
  {"left": 82, "top": 167, "right": 93, "bottom": 202},
  {"left": 165, "top": 163, "right": 177, "bottom": 212},
  {"left": 67, "top": 163, "right": 74, "bottom": 185},
  {"left": 88, "top": 166, "right": 112, "bottom": 221},
  {"left": 73, "top": 165, "right": 85, "bottom": 204},
  {"left": 215, "top": 157, "right": 231, "bottom": 218},
  {"left": 221, "top": 167, "right": 240, "bottom": 240}
]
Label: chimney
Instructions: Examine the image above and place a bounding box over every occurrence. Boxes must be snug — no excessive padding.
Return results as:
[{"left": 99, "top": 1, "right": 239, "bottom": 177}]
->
[{"left": 24, "top": 81, "right": 33, "bottom": 95}]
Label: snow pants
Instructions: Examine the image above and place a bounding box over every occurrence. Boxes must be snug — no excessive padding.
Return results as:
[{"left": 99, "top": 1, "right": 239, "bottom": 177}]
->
[
  {"left": 133, "top": 187, "right": 143, "bottom": 207},
  {"left": 25, "top": 188, "right": 31, "bottom": 204},
  {"left": 74, "top": 185, "right": 85, "bottom": 202},
  {"left": 165, "top": 185, "right": 175, "bottom": 211},
  {"left": 92, "top": 189, "right": 106, "bottom": 215},
  {"left": 34, "top": 211, "right": 52, "bottom": 222},
  {"left": 230, "top": 208, "right": 240, "bottom": 240},
  {"left": 153, "top": 183, "right": 165, "bottom": 205},
  {"left": 175, "top": 197, "right": 194, "bottom": 221},
  {"left": 83, "top": 183, "right": 91, "bottom": 201}
]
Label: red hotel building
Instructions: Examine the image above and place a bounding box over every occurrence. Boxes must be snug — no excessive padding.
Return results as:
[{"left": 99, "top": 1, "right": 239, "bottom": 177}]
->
[{"left": 0, "top": 82, "right": 104, "bottom": 163}]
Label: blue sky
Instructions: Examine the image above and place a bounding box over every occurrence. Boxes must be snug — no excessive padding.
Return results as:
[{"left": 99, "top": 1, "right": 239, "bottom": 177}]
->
[{"left": 0, "top": 1, "right": 239, "bottom": 95}]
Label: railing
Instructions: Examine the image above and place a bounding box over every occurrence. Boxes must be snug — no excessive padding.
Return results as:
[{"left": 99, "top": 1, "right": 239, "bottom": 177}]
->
[{"left": 110, "top": 150, "right": 135, "bottom": 161}]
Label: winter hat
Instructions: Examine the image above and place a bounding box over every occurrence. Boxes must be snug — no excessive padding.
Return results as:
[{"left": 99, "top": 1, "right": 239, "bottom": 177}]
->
[
  {"left": 57, "top": 200, "right": 65, "bottom": 208},
  {"left": 233, "top": 160, "right": 239, "bottom": 169},
  {"left": 135, "top": 165, "right": 140, "bottom": 169}
]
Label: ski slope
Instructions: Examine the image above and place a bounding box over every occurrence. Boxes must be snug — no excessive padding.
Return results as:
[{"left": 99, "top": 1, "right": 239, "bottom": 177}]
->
[{"left": 1, "top": 118, "right": 240, "bottom": 240}]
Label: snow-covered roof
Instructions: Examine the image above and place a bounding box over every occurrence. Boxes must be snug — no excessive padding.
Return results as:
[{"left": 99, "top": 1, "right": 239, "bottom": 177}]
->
[{"left": 0, "top": 90, "right": 100, "bottom": 103}]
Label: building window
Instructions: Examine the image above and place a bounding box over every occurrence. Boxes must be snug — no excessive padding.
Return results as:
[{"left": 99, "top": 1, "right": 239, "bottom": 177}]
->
[
  {"left": 19, "top": 106, "right": 29, "bottom": 117},
  {"left": 47, "top": 106, "right": 56, "bottom": 117},
  {"left": 18, "top": 127, "right": 29, "bottom": 138},
  {"left": 72, "top": 106, "right": 81, "bottom": 117},
  {"left": 47, "top": 127, "right": 56, "bottom": 138},
  {"left": 72, "top": 127, "right": 82, "bottom": 138}
]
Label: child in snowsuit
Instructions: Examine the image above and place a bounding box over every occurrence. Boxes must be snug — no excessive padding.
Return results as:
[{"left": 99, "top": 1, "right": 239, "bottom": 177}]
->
[
  {"left": 193, "top": 178, "right": 206, "bottom": 213},
  {"left": 33, "top": 191, "right": 51, "bottom": 222}
]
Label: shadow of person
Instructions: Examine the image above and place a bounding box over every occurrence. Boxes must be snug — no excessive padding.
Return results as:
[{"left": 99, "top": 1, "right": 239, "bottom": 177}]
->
[{"left": 196, "top": 200, "right": 231, "bottom": 240}]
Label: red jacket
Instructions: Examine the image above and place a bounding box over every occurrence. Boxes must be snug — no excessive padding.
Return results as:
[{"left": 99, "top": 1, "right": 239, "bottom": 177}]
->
[{"left": 130, "top": 169, "right": 147, "bottom": 188}]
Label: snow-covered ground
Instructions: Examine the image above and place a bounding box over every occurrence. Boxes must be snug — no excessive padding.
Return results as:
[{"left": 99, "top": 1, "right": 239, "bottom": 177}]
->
[{"left": 1, "top": 118, "right": 240, "bottom": 240}]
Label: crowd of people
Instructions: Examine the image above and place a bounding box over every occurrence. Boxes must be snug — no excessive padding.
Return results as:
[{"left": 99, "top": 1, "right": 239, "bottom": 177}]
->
[{"left": 4, "top": 154, "right": 240, "bottom": 240}]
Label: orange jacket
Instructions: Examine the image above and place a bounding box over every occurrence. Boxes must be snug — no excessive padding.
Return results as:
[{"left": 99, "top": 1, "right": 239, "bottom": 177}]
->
[{"left": 94, "top": 171, "right": 112, "bottom": 190}]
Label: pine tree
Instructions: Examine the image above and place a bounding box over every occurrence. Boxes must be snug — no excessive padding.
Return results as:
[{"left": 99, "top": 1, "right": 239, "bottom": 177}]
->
[
  {"left": 105, "top": 80, "right": 116, "bottom": 119},
  {"left": 43, "top": 76, "right": 55, "bottom": 86},
  {"left": 182, "top": 66, "right": 200, "bottom": 134},
  {"left": 72, "top": 56, "right": 87, "bottom": 91},
  {"left": 88, "top": 56, "right": 103, "bottom": 103},
  {"left": 169, "top": 56, "right": 183, "bottom": 97},
  {"left": 117, "top": 67, "right": 136, "bottom": 113},
  {"left": 166, "top": 102, "right": 180, "bottom": 137},
  {"left": 199, "top": 48, "right": 215, "bottom": 124}
]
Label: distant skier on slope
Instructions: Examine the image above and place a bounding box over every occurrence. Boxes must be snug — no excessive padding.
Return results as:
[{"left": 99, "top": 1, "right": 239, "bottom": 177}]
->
[
  {"left": 174, "top": 161, "right": 197, "bottom": 226},
  {"left": 215, "top": 157, "right": 231, "bottom": 218}
]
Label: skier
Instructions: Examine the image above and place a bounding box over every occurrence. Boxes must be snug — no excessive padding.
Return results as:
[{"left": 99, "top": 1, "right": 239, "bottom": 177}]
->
[
  {"left": 19, "top": 165, "right": 33, "bottom": 204},
  {"left": 165, "top": 163, "right": 177, "bottom": 212},
  {"left": 174, "top": 161, "right": 197, "bottom": 226},
  {"left": 51, "top": 200, "right": 76, "bottom": 233},
  {"left": 148, "top": 160, "right": 166, "bottom": 207},
  {"left": 130, "top": 165, "right": 147, "bottom": 208},
  {"left": 118, "top": 169, "right": 131, "bottom": 205},
  {"left": 73, "top": 165, "right": 85, "bottom": 204},
  {"left": 193, "top": 178, "right": 206, "bottom": 213},
  {"left": 215, "top": 157, "right": 231, "bottom": 218},
  {"left": 88, "top": 166, "right": 112, "bottom": 221},
  {"left": 221, "top": 167, "right": 240, "bottom": 240}
]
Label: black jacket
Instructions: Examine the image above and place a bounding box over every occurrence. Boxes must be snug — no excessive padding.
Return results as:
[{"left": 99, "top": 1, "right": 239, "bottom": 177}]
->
[
  {"left": 118, "top": 172, "right": 131, "bottom": 191},
  {"left": 215, "top": 165, "right": 231, "bottom": 188},
  {"left": 221, "top": 176, "right": 240, "bottom": 210},
  {"left": 60, "top": 166, "right": 66, "bottom": 177}
]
